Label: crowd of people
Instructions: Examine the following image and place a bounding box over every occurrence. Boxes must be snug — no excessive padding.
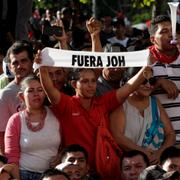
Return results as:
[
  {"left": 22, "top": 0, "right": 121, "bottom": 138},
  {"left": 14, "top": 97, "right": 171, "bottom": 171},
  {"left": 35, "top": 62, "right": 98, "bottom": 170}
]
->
[{"left": 0, "top": 2, "right": 180, "bottom": 180}]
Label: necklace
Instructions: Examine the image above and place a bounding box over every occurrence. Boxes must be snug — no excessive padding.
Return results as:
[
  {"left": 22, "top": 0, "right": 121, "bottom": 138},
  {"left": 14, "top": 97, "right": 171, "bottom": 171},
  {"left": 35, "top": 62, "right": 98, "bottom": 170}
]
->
[{"left": 24, "top": 109, "right": 46, "bottom": 132}]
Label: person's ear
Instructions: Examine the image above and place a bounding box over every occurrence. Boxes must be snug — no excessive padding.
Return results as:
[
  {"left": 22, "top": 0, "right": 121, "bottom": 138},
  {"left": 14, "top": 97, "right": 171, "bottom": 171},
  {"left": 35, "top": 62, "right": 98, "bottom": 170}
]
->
[
  {"left": 71, "top": 80, "right": 77, "bottom": 89},
  {"left": 8, "top": 63, "right": 12, "bottom": 72},
  {"left": 17, "top": 92, "right": 24, "bottom": 101},
  {"left": 150, "top": 36, "right": 155, "bottom": 44}
]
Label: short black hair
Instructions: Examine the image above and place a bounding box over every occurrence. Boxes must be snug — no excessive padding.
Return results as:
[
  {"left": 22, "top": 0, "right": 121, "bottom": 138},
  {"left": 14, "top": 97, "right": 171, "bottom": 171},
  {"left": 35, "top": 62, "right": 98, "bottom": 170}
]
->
[
  {"left": 112, "top": 18, "right": 125, "bottom": 27},
  {"left": 6, "top": 40, "right": 34, "bottom": 63},
  {"left": 60, "top": 144, "right": 88, "bottom": 162},
  {"left": 0, "top": 155, "right": 8, "bottom": 164},
  {"left": 160, "top": 146, "right": 180, "bottom": 165},
  {"left": 69, "top": 68, "right": 95, "bottom": 81},
  {"left": 149, "top": 15, "right": 171, "bottom": 36},
  {"left": 139, "top": 165, "right": 180, "bottom": 180},
  {"left": 40, "top": 168, "right": 70, "bottom": 180},
  {"left": 122, "top": 67, "right": 141, "bottom": 85},
  {"left": 120, "top": 150, "right": 150, "bottom": 169}
]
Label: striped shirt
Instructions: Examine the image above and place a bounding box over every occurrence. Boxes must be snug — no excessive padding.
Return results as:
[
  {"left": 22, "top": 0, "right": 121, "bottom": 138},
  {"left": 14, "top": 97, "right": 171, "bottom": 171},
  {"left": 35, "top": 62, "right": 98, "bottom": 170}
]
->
[{"left": 152, "top": 55, "right": 180, "bottom": 145}]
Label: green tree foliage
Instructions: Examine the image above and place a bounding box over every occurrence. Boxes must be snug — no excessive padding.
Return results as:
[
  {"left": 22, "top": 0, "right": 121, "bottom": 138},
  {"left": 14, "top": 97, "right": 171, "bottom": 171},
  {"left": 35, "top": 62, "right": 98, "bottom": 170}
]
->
[
  {"left": 34, "top": 0, "right": 54, "bottom": 9},
  {"left": 132, "top": 0, "right": 155, "bottom": 8},
  {"left": 80, "top": 0, "right": 91, "bottom": 4}
]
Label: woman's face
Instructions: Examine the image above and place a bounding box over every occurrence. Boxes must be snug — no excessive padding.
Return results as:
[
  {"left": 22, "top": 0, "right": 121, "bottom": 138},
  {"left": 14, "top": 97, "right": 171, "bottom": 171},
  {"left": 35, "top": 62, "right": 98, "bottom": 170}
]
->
[
  {"left": 22, "top": 80, "right": 46, "bottom": 109},
  {"left": 136, "top": 82, "right": 154, "bottom": 97}
]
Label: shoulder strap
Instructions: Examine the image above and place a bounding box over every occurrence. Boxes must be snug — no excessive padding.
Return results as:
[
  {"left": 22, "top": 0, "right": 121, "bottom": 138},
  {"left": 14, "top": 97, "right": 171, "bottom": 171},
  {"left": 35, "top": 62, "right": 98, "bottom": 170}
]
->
[{"left": 151, "top": 96, "right": 158, "bottom": 122}]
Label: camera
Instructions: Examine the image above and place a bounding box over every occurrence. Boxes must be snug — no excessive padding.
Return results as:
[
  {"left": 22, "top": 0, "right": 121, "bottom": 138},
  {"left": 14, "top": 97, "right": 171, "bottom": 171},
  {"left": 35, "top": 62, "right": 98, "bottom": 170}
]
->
[{"left": 43, "top": 25, "right": 63, "bottom": 36}]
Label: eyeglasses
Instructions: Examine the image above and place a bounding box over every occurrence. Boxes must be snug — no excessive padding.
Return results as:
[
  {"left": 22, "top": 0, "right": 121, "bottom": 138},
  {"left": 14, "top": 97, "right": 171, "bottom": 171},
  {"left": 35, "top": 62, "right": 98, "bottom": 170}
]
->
[{"left": 143, "top": 77, "right": 156, "bottom": 86}]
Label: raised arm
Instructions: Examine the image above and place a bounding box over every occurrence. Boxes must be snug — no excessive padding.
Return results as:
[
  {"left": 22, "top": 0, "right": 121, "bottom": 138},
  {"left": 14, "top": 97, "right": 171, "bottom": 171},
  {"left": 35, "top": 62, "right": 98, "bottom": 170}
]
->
[
  {"left": 39, "top": 66, "right": 60, "bottom": 105},
  {"left": 116, "top": 66, "right": 153, "bottom": 104},
  {"left": 35, "top": 51, "right": 60, "bottom": 105},
  {"left": 86, "top": 17, "right": 103, "bottom": 52},
  {"left": 53, "top": 19, "right": 69, "bottom": 50}
]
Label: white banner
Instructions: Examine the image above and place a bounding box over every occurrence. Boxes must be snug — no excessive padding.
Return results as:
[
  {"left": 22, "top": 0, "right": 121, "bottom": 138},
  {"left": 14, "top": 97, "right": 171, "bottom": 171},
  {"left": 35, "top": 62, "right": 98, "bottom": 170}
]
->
[{"left": 33, "top": 47, "right": 149, "bottom": 69}]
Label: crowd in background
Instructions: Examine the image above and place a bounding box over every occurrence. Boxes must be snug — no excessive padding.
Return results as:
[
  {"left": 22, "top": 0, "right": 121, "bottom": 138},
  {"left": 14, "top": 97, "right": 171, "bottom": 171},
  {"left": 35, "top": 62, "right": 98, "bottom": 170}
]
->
[{"left": 0, "top": 1, "right": 180, "bottom": 180}]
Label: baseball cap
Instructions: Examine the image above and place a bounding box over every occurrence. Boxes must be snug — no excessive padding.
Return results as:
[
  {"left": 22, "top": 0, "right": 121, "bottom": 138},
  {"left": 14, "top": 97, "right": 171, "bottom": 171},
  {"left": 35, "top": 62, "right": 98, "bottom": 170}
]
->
[{"left": 138, "top": 165, "right": 180, "bottom": 180}]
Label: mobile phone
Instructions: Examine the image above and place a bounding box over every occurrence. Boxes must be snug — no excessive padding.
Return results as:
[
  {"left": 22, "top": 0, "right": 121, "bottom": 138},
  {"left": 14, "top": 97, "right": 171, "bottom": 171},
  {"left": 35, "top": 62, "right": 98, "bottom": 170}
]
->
[{"left": 43, "top": 25, "right": 63, "bottom": 36}]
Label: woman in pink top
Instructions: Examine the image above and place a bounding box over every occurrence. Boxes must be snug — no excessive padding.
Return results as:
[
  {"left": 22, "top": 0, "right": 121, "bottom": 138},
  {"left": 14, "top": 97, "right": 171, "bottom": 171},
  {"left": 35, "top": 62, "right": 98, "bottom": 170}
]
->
[{"left": 4, "top": 75, "right": 61, "bottom": 180}]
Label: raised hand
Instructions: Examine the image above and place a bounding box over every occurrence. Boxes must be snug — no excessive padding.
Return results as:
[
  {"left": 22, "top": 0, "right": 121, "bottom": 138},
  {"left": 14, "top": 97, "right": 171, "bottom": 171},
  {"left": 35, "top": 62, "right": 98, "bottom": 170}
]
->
[
  {"left": 86, "top": 17, "right": 102, "bottom": 37},
  {"left": 157, "top": 78, "right": 179, "bottom": 99}
]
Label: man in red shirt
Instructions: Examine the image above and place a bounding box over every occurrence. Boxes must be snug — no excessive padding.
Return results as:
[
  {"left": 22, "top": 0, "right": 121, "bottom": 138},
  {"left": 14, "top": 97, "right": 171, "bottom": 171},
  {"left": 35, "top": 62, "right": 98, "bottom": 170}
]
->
[{"left": 38, "top": 17, "right": 152, "bottom": 178}]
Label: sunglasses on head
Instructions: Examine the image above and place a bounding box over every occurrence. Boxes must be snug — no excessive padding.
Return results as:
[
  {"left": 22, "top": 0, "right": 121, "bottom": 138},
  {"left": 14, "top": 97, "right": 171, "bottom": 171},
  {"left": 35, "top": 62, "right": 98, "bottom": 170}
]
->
[{"left": 143, "top": 77, "right": 157, "bottom": 86}]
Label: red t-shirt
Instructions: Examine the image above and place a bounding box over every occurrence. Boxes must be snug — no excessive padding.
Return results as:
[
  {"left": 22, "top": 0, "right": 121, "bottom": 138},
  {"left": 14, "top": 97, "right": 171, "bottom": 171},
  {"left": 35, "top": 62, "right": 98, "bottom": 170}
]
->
[{"left": 52, "top": 90, "right": 119, "bottom": 171}]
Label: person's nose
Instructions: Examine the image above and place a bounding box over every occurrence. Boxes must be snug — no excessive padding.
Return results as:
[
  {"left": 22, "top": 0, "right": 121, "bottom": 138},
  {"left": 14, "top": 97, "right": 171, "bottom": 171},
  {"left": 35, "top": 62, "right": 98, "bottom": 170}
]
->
[
  {"left": 130, "top": 167, "right": 138, "bottom": 176},
  {"left": 17, "top": 62, "right": 23, "bottom": 69},
  {"left": 72, "top": 160, "right": 78, "bottom": 165},
  {"left": 33, "top": 89, "right": 40, "bottom": 96}
]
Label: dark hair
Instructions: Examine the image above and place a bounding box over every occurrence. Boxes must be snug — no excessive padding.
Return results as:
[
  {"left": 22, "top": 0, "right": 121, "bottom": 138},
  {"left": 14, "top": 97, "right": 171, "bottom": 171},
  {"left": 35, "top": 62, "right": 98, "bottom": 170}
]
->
[
  {"left": 122, "top": 67, "right": 141, "bottom": 85},
  {"left": 139, "top": 165, "right": 180, "bottom": 180},
  {"left": 6, "top": 40, "right": 34, "bottom": 63},
  {"left": 149, "top": 15, "right": 171, "bottom": 36},
  {"left": 69, "top": 68, "right": 95, "bottom": 81},
  {"left": 112, "top": 18, "right": 125, "bottom": 27},
  {"left": 60, "top": 144, "right": 88, "bottom": 162},
  {"left": 0, "top": 155, "right": 8, "bottom": 164},
  {"left": 120, "top": 150, "right": 150, "bottom": 169},
  {"left": 160, "top": 146, "right": 180, "bottom": 165},
  {"left": 40, "top": 168, "right": 70, "bottom": 180},
  {"left": 20, "top": 75, "right": 40, "bottom": 92}
]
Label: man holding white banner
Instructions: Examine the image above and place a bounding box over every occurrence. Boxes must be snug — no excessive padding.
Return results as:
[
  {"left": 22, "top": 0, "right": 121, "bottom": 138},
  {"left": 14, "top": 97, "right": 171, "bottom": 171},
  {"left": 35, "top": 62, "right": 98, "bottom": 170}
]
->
[
  {"left": 148, "top": 14, "right": 180, "bottom": 146},
  {"left": 36, "top": 17, "right": 153, "bottom": 179}
]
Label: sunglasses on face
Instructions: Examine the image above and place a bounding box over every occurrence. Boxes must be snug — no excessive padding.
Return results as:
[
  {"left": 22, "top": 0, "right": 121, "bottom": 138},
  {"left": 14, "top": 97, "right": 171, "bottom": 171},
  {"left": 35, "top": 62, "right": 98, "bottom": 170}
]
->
[{"left": 142, "top": 77, "right": 157, "bottom": 86}]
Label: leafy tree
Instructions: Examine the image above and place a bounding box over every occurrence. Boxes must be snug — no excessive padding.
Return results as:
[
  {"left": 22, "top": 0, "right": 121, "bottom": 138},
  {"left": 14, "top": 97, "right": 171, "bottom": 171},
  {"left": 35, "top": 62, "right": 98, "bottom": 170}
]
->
[
  {"left": 132, "top": 0, "right": 155, "bottom": 8},
  {"left": 80, "top": 0, "right": 91, "bottom": 4}
]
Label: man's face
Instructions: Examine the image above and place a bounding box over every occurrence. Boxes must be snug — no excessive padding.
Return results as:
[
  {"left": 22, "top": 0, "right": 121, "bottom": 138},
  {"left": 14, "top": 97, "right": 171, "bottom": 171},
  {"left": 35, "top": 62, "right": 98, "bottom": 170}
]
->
[
  {"left": 151, "top": 21, "right": 176, "bottom": 51},
  {"left": 75, "top": 70, "right": 97, "bottom": 99},
  {"left": 121, "top": 155, "right": 147, "bottom": 180},
  {"left": 62, "top": 151, "right": 89, "bottom": 178},
  {"left": 114, "top": 24, "right": 126, "bottom": 38},
  {"left": 63, "top": 164, "right": 81, "bottom": 180},
  {"left": 9, "top": 51, "right": 33, "bottom": 81},
  {"left": 48, "top": 67, "right": 66, "bottom": 90},
  {"left": 162, "top": 157, "right": 180, "bottom": 173}
]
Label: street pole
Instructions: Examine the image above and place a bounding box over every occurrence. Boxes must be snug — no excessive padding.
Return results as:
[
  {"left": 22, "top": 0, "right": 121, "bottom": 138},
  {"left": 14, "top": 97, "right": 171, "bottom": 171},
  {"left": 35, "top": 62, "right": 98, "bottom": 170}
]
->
[{"left": 92, "top": 0, "right": 97, "bottom": 18}]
